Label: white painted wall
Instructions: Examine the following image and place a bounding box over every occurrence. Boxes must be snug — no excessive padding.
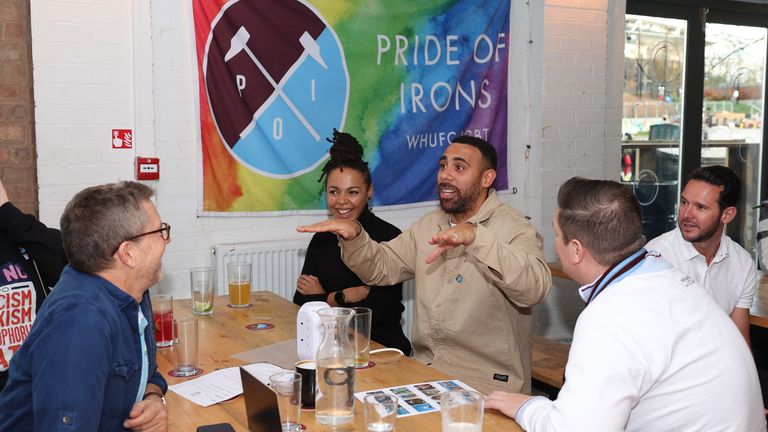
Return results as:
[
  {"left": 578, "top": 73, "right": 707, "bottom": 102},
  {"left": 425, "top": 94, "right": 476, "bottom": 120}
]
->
[
  {"left": 532, "top": 0, "right": 625, "bottom": 340},
  {"left": 30, "top": 0, "right": 624, "bottom": 339}
]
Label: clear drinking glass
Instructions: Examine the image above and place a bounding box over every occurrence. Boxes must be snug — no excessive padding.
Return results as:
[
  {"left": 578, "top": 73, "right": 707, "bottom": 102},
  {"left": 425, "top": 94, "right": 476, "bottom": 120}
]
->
[
  {"left": 441, "top": 390, "right": 484, "bottom": 432},
  {"left": 270, "top": 371, "right": 302, "bottom": 432},
  {"left": 172, "top": 317, "right": 199, "bottom": 377},
  {"left": 364, "top": 394, "right": 397, "bottom": 431},
  {"left": 227, "top": 262, "right": 251, "bottom": 307},
  {"left": 351, "top": 307, "right": 372, "bottom": 368},
  {"left": 190, "top": 267, "right": 215, "bottom": 315}
]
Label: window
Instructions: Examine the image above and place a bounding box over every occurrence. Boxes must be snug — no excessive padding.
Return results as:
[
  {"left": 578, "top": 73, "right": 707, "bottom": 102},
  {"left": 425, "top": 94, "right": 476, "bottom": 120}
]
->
[
  {"left": 623, "top": 1, "right": 768, "bottom": 254},
  {"left": 622, "top": 15, "right": 686, "bottom": 240}
]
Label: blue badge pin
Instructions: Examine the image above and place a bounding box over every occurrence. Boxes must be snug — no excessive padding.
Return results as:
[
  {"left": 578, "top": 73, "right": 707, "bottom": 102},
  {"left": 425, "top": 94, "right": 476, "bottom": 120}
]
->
[{"left": 456, "top": 274, "right": 463, "bottom": 283}]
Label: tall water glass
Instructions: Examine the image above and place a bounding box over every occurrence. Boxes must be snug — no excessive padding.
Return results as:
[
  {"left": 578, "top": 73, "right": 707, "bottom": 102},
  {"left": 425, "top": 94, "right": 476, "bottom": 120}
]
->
[
  {"left": 190, "top": 267, "right": 215, "bottom": 315},
  {"left": 173, "top": 317, "right": 199, "bottom": 377},
  {"left": 351, "top": 307, "right": 372, "bottom": 368},
  {"left": 270, "top": 371, "right": 302, "bottom": 432}
]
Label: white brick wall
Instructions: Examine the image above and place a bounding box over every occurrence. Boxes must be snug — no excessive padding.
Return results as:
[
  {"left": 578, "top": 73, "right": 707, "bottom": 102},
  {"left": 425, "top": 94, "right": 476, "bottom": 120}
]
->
[
  {"left": 533, "top": 0, "right": 624, "bottom": 339},
  {"left": 30, "top": 0, "right": 626, "bottom": 339},
  {"left": 538, "top": 0, "right": 623, "bottom": 257},
  {"left": 31, "top": 0, "right": 137, "bottom": 217}
]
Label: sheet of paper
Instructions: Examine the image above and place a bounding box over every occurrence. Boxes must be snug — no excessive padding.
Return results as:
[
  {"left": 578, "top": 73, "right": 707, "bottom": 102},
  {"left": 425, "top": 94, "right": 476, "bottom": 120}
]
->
[
  {"left": 354, "top": 379, "right": 477, "bottom": 417},
  {"left": 168, "top": 362, "right": 289, "bottom": 407},
  {"left": 168, "top": 367, "right": 242, "bottom": 407},
  {"left": 240, "top": 362, "right": 289, "bottom": 385}
]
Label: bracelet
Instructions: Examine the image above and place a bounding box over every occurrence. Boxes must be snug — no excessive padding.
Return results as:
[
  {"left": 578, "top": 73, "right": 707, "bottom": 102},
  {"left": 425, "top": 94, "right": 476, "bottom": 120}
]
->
[{"left": 143, "top": 391, "right": 166, "bottom": 406}]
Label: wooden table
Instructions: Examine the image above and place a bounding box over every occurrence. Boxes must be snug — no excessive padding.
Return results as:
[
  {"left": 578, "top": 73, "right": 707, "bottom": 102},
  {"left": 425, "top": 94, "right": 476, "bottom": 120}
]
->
[
  {"left": 159, "top": 292, "right": 522, "bottom": 431},
  {"left": 531, "top": 336, "right": 568, "bottom": 398}
]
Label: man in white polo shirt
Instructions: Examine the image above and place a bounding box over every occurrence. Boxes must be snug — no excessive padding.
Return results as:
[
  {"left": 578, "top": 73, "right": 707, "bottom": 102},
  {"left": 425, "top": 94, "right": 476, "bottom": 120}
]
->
[
  {"left": 485, "top": 177, "right": 764, "bottom": 431},
  {"left": 647, "top": 165, "right": 756, "bottom": 345}
]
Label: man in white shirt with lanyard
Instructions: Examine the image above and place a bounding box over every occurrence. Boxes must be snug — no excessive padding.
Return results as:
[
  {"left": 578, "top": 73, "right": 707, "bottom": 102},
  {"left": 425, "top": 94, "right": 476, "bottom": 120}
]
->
[
  {"left": 485, "top": 177, "right": 764, "bottom": 431},
  {"left": 646, "top": 165, "right": 755, "bottom": 345}
]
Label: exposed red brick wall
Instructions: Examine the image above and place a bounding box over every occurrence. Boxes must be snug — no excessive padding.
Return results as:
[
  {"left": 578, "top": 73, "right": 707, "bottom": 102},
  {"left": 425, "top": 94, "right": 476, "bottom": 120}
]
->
[{"left": 0, "top": 0, "right": 37, "bottom": 215}]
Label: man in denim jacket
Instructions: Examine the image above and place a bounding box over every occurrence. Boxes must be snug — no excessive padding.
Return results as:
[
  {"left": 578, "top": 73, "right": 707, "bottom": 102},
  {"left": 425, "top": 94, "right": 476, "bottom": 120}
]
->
[{"left": 0, "top": 181, "right": 170, "bottom": 431}]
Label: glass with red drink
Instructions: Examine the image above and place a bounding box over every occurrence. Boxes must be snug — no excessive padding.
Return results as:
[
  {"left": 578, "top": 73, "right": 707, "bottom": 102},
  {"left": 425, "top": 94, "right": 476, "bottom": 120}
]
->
[{"left": 152, "top": 294, "right": 174, "bottom": 347}]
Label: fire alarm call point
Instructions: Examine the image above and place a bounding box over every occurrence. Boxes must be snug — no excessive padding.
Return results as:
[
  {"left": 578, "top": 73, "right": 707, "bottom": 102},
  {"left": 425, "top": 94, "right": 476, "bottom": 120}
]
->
[{"left": 135, "top": 157, "right": 160, "bottom": 181}]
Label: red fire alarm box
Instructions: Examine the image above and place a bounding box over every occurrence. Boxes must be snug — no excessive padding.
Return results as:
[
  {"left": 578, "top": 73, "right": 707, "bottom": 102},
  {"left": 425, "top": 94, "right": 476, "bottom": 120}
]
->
[{"left": 135, "top": 157, "right": 160, "bottom": 181}]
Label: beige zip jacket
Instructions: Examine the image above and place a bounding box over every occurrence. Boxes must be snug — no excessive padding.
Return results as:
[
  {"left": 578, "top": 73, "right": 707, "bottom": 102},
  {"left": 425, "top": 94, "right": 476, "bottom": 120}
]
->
[{"left": 340, "top": 190, "right": 551, "bottom": 394}]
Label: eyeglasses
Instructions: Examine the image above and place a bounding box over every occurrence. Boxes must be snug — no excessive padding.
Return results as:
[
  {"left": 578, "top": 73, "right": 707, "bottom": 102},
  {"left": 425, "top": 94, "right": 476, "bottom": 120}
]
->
[
  {"left": 128, "top": 222, "right": 171, "bottom": 242},
  {"left": 112, "top": 222, "right": 171, "bottom": 255}
]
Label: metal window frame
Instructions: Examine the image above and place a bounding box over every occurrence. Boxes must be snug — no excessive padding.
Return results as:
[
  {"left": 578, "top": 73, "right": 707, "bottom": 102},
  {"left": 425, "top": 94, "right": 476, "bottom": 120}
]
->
[{"left": 627, "top": 0, "right": 768, "bottom": 200}]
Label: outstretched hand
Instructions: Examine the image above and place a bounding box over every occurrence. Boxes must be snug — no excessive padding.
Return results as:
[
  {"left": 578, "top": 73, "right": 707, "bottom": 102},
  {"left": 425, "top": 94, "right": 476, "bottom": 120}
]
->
[
  {"left": 297, "top": 219, "right": 362, "bottom": 240},
  {"left": 425, "top": 222, "right": 477, "bottom": 264}
]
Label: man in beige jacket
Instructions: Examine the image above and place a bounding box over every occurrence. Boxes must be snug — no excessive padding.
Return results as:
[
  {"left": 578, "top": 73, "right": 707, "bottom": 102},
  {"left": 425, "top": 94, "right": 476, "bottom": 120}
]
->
[{"left": 298, "top": 135, "right": 551, "bottom": 394}]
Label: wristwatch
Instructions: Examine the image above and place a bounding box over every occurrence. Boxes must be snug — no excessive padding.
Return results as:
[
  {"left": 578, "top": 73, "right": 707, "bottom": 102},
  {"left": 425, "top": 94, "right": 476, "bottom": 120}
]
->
[{"left": 334, "top": 290, "right": 346, "bottom": 306}]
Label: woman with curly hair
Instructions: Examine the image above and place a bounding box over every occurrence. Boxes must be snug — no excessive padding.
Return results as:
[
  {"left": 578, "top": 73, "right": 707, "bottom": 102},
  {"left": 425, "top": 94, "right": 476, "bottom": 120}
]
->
[{"left": 293, "top": 129, "right": 411, "bottom": 355}]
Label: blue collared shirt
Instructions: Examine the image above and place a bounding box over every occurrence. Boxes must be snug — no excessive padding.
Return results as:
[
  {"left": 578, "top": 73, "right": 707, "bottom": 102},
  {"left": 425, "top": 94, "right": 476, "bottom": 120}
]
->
[
  {"left": 135, "top": 308, "right": 150, "bottom": 403},
  {"left": 0, "top": 265, "right": 167, "bottom": 431}
]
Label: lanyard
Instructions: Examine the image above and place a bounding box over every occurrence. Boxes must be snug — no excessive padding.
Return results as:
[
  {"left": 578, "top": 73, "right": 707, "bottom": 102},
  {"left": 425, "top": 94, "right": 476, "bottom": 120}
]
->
[
  {"left": 585, "top": 248, "right": 648, "bottom": 305},
  {"left": 18, "top": 246, "right": 49, "bottom": 299}
]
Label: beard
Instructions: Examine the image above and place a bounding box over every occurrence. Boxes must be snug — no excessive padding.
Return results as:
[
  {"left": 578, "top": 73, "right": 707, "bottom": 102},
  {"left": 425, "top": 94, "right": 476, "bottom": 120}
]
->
[
  {"left": 439, "top": 182, "right": 483, "bottom": 215},
  {"left": 679, "top": 217, "right": 720, "bottom": 243}
]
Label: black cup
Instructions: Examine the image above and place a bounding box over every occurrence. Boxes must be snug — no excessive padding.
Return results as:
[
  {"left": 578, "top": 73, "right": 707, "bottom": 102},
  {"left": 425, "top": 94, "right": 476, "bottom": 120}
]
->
[{"left": 295, "top": 360, "right": 316, "bottom": 409}]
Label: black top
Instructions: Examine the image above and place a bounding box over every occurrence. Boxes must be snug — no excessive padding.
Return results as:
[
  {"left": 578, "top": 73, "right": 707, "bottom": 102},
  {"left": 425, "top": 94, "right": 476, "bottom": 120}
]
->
[
  {"left": 0, "top": 202, "right": 67, "bottom": 390},
  {"left": 294, "top": 207, "right": 412, "bottom": 355}
]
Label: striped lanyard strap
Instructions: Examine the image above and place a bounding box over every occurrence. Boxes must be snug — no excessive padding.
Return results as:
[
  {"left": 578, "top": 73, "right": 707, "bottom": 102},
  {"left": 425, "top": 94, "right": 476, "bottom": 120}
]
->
[{"left": 585, "top": 248, "right": 648, "bottom": 305}]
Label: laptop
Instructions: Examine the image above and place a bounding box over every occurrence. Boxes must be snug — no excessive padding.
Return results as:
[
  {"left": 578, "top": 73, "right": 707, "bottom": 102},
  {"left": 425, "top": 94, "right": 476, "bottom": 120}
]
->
[{"left": 239, "top": 367, "right": 282, "bottom": 432}]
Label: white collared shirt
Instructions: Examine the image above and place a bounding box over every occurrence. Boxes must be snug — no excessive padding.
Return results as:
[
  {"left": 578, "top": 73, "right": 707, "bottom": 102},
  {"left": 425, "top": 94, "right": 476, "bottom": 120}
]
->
[{"left": 646, "top": 227, "right": 757, "bottom": 313}]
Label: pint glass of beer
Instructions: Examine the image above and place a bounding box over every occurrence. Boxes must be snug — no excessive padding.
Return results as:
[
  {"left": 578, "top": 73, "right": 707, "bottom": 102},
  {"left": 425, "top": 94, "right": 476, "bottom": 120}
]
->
[{"left": 227, "top": 262, "right": 251, "bottom": 308}]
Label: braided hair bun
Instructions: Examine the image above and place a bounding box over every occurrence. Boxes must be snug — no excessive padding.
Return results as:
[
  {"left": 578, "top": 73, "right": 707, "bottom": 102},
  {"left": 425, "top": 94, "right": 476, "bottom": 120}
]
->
[{"left": 319, "top": 129, "right": 372, "bottom": 187}]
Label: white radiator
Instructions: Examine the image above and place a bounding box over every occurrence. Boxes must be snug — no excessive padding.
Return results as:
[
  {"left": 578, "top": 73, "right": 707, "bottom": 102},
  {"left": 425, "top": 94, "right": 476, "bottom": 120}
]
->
[
  {"left": 211, "top": 240, "right": 415, "bottom": 340},
  {"left": 212, "top": 240, "right": 308, "bottom": 301}
]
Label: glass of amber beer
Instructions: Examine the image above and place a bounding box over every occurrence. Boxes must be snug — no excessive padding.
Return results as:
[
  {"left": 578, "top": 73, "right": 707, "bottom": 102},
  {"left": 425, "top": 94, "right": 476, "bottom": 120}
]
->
[{"left": 227, "top": 262, "right": 252, "bottom": 308}]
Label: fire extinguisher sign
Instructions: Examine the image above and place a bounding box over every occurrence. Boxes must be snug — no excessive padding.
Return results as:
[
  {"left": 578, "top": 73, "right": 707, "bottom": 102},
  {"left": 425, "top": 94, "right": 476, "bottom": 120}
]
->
[{"left": 112, "top": 129, "right": 133, "bottom": 149}]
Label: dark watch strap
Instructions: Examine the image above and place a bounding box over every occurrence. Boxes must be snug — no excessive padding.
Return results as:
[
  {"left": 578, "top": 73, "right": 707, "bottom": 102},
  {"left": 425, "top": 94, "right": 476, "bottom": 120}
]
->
[{"left": 334, "top": 290, "right": 346, "bottom": 306}]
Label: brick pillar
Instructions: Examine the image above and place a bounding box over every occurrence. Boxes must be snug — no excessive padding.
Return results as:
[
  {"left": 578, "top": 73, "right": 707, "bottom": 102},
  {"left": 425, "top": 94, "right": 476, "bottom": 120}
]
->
[{"left": 0, "top": 0, "right": 37, "bottom": 216}]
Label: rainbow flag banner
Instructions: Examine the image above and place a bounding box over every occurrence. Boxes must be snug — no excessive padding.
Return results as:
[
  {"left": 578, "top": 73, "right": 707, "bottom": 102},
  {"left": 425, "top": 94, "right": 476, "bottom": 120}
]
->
[{"left": 193, "top": 0, "right": 510, "bottom": 214}]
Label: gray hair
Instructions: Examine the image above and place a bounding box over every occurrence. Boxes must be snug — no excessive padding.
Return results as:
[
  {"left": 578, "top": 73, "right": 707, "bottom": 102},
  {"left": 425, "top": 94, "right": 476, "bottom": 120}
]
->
[{"left": 60, "top": 181, "right": 154, "bottom": 273}]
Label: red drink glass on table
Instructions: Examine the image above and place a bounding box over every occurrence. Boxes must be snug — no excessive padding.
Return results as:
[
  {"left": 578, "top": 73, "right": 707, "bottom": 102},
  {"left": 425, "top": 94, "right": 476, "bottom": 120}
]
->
[{"left": 152, "top": 294, "right": 174, "bottom": 347}]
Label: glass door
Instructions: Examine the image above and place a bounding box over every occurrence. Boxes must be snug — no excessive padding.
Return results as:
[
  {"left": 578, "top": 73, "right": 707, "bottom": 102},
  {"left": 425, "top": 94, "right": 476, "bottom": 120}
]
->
[
  {"left": 622, "top": 15, "right": 687, "bottom": 241},
  {"left": 702, "top": 23, "right": 766, "bottom": 249}
]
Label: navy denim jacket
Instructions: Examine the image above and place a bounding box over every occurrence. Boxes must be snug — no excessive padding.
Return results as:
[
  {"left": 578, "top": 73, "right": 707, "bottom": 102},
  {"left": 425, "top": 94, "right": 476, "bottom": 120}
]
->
[{"left": 0, "top": 265, "right": 168, "bottom": 431}]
